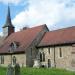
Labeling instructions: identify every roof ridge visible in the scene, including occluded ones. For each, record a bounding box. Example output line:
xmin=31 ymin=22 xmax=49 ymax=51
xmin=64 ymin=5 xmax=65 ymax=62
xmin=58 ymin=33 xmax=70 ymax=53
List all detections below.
xmin=11 ymin=24 xmax=46 ymax=34
xmin=50 ymin=25 xmax=75 ymax=32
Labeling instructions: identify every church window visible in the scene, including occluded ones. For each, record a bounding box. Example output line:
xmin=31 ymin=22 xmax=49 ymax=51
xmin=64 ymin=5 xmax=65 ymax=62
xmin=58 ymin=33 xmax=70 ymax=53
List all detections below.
xmin=1 ymin=55 xmax=4 ymax=64
xmin=40 ymin=53 xmax=42 ymax=62
xmin=59 ymin=48 xmax=62 ymax=57
xmin=40 ymin=52 xmax=45 ymax=62
xmin=48 ymin=47 xmax=51 ymax=54
xmin=42 ymin=52 xmax=45 ymax=61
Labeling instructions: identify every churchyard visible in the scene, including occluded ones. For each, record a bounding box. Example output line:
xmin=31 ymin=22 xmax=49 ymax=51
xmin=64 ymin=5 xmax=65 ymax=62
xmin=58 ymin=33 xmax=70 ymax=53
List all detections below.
xmin=0 ymin=65 xmax=75 ymax=75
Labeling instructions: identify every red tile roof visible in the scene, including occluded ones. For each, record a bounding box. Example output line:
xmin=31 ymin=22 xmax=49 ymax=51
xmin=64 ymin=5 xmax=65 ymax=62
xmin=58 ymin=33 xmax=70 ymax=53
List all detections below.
xmin=38 ymin=26 xmax=75 ymax=47
xmin=0 ymin=24 xmax=46 ymax=54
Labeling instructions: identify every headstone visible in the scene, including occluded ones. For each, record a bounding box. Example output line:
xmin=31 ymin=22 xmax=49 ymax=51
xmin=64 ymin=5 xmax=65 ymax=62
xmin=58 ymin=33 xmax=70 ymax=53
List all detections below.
xmin=6 ymin=64 xmax=14 ymax=75
xmin=14 ymin=63 xmax=20 ymax=75
xmin=33 ymin=59 xmax=41 ymax=68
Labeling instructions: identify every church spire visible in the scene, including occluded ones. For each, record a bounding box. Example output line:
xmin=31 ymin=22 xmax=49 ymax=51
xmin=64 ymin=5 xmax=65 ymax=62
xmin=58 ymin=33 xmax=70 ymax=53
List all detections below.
xmin=3 ymin=6 xmax=15 ymax=37
xmin=3 ymin=5 xmax=14 ymax=28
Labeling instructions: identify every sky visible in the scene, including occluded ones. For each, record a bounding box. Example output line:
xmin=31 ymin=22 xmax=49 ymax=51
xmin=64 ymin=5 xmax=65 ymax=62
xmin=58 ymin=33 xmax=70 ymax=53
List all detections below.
xmin=0 ymin=0 xmax=75 ymax=35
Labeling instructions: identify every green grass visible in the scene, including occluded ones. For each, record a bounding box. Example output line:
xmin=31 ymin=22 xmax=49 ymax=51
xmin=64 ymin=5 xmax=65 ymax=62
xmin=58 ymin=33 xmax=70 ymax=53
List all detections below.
xmin=0 ymin=67 xmax=6 ymax=75
xmin=21 ymin=68 xmax=75 ymax=75
xmin=0 ymin=67 xmax=75 ymax=75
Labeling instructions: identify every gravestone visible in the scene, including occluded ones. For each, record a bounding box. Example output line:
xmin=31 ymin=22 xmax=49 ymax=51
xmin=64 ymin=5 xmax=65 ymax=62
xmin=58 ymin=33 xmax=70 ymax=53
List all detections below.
xmin=14 ymin=63 xmax=20 ymax=75
xmin=6 ymin=64 xmax=14 ymax=75
xmin=33 ymin=59 xmax=41 ymax=68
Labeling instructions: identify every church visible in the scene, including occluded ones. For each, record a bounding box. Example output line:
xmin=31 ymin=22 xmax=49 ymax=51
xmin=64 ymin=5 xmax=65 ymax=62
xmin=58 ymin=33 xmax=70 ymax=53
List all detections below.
xmin=0 ymin=6 xmax=75 ymax=71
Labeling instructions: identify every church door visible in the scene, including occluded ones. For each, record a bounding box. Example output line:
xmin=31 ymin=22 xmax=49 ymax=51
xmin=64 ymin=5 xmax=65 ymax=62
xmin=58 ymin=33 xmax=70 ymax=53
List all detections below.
xmin=48 ymin=59 xmax=51 ymax=68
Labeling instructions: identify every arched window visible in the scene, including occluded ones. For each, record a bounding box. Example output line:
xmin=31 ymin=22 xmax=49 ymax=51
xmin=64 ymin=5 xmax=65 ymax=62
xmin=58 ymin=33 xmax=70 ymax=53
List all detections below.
xmin=13 ymin=56 xmax=16 ymax=65
xmin=40 ymin=52 xmax=42 ymax=62
xmin=40 ymin=52 xmax=45 ymax=62
xmin=48 ymin=47 xmax=50 ymax=54
xmin=59 ymin=48 xmax=62 ymax=57
xmin=42 ymin=52 xmax=45 ymax=61
xmin=1 ymin=55 xmax=4 ymax=64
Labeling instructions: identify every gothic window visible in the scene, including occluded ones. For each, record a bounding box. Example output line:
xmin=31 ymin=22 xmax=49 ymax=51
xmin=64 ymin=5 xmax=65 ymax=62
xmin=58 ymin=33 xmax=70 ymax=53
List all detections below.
xmin=13 ymin=56 xmax=16 ymax=65
xmin=48 ymin=47 xmax=51 ymax=54
xmin=40 ymin=52 xmax=45 ymax=62
xmin=1 ymin=55 xmax=4 ymax=64
xmin=59 ymin=48 xmax=62 ymax=57
xmin=40 ymin=53 xmax=42 ymax=62
xmin=42 ymin=52 xmax=45 ymax=61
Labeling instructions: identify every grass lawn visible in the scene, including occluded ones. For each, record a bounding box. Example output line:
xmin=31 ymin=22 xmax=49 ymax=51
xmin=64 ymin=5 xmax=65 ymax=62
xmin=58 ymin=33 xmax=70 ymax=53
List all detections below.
xmin=0 ymin=67 xmax=75 ymax=75
xmin=0 ymin=67 xmax=6 ymax=75
xmin=21 ymin=68 xmax=75 ymax=75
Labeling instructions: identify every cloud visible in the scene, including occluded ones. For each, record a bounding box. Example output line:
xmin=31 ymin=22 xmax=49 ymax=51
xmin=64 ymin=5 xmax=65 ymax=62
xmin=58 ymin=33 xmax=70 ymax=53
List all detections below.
xmin=0 ymin=0 xmax=24 ymax=5
xmin=12 ymin=0 xmax=75 ymax=31
xmin=12 ymin=11 xmax=29 ymax=31
xmin=0 ymin=32 xmax=3 ymax=36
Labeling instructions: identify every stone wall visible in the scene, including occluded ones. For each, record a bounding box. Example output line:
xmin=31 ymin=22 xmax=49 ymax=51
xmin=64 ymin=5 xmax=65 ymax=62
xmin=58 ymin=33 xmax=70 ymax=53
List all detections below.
xmin=39 ymin=47 xmax=55 ymax=67
xmin=1 ymin=55 xmax=11 ymax=67
xmin=70 ymin=46 xmax=75 ymax=70
xmin=55 ymin=46 xmax=72 ymax=70
xmin=0 ymin=54 xmax=26 ymax=67
xmin=26 ymin=25 xmax=49 ymax=67
xmin=38 ymin=45 xmax=75 ymax=70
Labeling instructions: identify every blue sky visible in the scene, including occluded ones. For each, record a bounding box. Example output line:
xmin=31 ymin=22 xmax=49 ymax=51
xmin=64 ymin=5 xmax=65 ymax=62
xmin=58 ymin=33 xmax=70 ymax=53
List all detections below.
xmin=0 ymin=0 xmax=75 ymax=35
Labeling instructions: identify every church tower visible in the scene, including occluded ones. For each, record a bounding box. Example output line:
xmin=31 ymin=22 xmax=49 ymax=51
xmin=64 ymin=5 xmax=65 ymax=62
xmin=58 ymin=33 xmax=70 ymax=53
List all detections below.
xmin=3 ymin=6 xmax=14 ymax=37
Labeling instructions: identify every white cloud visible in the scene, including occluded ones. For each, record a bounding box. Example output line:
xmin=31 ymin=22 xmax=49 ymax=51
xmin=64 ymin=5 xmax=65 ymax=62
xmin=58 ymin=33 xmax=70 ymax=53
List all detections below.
xmin=0 ymin=32 xmax=3 ymax=36
xmin=0 ymin=0 xmax=23 ymax=5
xmin=12 ymin=11 xmax=29 ymax=31
xmin=12 ymin=0 xmax=75 ymax=31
